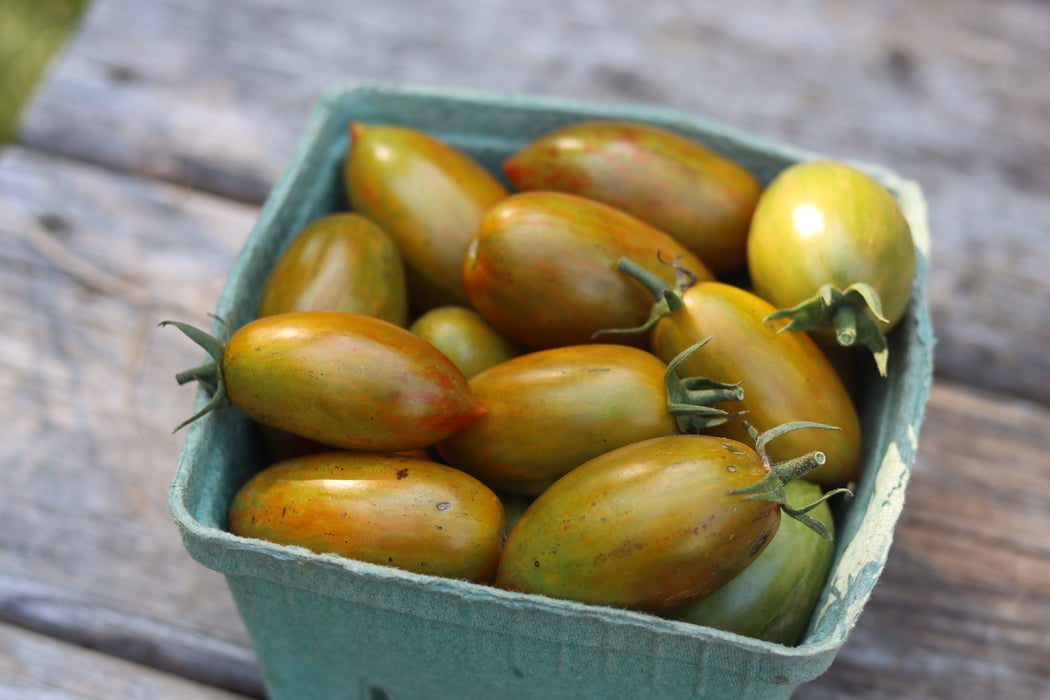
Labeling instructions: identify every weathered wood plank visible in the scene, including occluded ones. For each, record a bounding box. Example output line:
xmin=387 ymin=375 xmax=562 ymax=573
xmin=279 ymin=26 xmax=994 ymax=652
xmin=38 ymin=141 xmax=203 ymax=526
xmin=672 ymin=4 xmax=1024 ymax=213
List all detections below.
xmin=0 ymin=145 xmax=258 ymax=679
xmin=0 ymin=594 xmax=263 ymax=697
xmin=804 ymin=381 xmax=1050 ymax=699
xmin=0 ymin=622 xmax=253 ymax=699
xmin=18 ymin=0 xmax=1050 ymax=404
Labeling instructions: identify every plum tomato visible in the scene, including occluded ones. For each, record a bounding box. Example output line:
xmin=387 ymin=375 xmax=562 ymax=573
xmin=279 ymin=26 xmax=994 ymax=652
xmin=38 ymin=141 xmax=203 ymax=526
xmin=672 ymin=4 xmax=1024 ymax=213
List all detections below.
xmin=408 ymin=306 xmax=523 ymax=379
xmin=671 ymin=478 xmax=835 ymax=645
xmin=436 ymin=342 xmax=742 ymax=496
xmin=161 ymin=311 xmax=485 ymax=452
xmin=255 ymin=212 xmax=408 ymax=326
xmin=461 ymin=191 xmax=714 ymax=349
xmin=228 ymin=451 xmax=505 ymax=583
xmin=611 ymin=259 xmax=861 ymax=488
xmin=343 ymin=123 xmax=507 ymax=311
xmin=495 ymin=424 xmax=837 ymax=614
xmin=502 ymin=120 xmax=762 ymax=274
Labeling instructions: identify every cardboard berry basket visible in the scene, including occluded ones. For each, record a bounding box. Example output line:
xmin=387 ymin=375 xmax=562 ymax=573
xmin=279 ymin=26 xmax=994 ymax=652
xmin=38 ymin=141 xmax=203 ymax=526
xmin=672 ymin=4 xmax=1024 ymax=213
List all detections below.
xmin=169 ymin=82 xmax=933 ymax=700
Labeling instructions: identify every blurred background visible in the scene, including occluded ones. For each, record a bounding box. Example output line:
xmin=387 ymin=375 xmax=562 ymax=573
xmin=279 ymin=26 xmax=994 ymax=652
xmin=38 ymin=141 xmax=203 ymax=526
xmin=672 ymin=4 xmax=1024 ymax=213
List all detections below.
xmin=0 ymin=0 xmax=88 ymax=142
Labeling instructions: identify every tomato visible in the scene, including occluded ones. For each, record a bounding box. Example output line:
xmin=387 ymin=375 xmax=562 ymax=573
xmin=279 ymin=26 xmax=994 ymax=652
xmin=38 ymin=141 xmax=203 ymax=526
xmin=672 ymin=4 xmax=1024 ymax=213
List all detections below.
xmin=162 ymin=311 xmax=485 ymax=452
xmin=228 ymin=451 xmax=505 ymax=583
xmin=343 ymin=123 xmax=508 ymax=310
xmin=255 ymin=213 xmax=408 ymax=326
xmin=408 ymin=306 xmax=523 ymax=379
xmin=656 ymin=282 xmax=860 ymax=487
xmin=746 ymin=160 xmax=917 ymax=376
xmin=671 ymin=479 xmax=835 ymax=645
xmin=502 ymin=120 xmax=762 ymax=274
xmin=614 ymin=260 xmax=861 ymax=488
xmin=462 ymin=191 xmax=714 ymax=349
xmin=495 ymin=426 xmax=832 ymax=614
xmin=435 ymin=343 xmax=742 ymax=496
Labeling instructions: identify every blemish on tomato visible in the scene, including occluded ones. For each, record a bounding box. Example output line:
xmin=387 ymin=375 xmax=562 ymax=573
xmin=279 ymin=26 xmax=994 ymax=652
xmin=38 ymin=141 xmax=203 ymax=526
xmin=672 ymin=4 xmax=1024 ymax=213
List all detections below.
xmin=436 ymin=501 xmax=451 ymax=511
xmin=396 ymin=468 xmax=409 ymax=480
xmin=749 ymin=531 xmax=770 ymax=558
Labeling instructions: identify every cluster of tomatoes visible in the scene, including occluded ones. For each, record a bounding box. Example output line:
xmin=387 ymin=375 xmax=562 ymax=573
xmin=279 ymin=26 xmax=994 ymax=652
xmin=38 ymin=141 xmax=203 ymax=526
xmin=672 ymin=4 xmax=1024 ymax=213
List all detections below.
xmin=166 ymin=118 xmax=916 ymax=646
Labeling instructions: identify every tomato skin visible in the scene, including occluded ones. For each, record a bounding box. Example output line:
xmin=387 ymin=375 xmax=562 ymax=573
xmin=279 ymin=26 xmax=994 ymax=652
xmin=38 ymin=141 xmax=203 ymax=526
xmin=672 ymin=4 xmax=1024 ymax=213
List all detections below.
xmin=747 ymin=160 xmax=916 ymax=336
xmin=462 ymin=191 xmax=714 ymax=349
xmin=650 ymin=282 xmax=861 ymax=487
xmin=495 ymin=434 xmax=780 ymax=614
xmin=503 ymin=120 xmax=762 ymax=274
xmin=343 ymin=123 xmax=508 ymax=310
xmin=222 ymin=311 xmax=485 ymax=452
xmin=436 ymin=344 xmax=680 ymax=496
xmin=228 ymin=452 xmax=505 ymax=583
xmin=671 ymin=479 xmax=835 ymax=645
xmin=408 ymin=306 xmax=523 ymax=379
xmin=255 ymin=213 xmax=408 ymax=326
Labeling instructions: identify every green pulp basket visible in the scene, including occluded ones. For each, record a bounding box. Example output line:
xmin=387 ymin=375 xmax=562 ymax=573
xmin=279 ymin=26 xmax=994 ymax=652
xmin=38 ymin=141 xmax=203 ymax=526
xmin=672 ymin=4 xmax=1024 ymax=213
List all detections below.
xmin=169 ymin=82 xmax=934 ymax=700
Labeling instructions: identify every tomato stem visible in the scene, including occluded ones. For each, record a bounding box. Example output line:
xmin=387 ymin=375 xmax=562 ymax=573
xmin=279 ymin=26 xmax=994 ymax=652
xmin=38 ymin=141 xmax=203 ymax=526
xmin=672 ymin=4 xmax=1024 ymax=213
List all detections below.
xmin=175 ymin=362 xmax=218 ymax=386
xmin=663 ymin=338 xmax=746 ymax=432
xmin=159 ymin=320 xmax=232 ymax=432
xmin=834 ymin=305 xmax=857 ymax=346
xmin=729 ymin=420 xmax=851 ymax=540
xmin=591 ymin=256 xmax=694 ymax=338
xmin=765 ymin=282 xmax=892 ymax=376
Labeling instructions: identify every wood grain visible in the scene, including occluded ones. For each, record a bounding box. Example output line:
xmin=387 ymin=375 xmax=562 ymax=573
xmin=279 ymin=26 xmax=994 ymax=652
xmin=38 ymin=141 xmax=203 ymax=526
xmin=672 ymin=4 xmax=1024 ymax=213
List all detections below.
xmin=0 ymin=623 xmax=253 ymax=699
xmin=0 ymin=146 xmax=259 ymax=693
xmin=803 ymin=381 xmax=1050 ymax=699
xmin=19 ymin=0 xmax=1050 ymax=404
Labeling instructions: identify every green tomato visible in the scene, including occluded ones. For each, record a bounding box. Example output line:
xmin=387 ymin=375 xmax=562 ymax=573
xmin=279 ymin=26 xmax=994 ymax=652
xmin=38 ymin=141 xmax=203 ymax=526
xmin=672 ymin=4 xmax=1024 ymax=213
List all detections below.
xmin=436 ymin=343 xmax=742 ymax=496
xmin=746 ymin=160 xmax=916 ymax=376
xmin=671 ymin=479 xmax=835 ymax=645
xmin=409 ymin=306 xmax=522 ymax=379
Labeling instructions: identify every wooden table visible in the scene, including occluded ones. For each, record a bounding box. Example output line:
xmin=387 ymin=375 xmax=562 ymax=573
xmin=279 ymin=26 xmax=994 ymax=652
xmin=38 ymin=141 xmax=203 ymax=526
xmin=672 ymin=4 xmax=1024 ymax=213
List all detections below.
xmin=2 ymin=1 xmax=1048 ymax=697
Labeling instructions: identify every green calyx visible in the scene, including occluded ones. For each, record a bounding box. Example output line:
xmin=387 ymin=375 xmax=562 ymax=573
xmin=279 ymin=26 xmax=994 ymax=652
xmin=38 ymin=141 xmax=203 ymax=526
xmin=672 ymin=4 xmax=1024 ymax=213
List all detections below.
xmin=765 ymin=283 xmax=890 ymax=377
xmin=592 ymin=254 xmax=695 ymax=338
xmin=663 ymin=337 xmax=745 ymax=432
xmin=728 ymin=421 xmax=853 ymax=540
xmin=158 ymin=318 xmax=231 ymax=433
